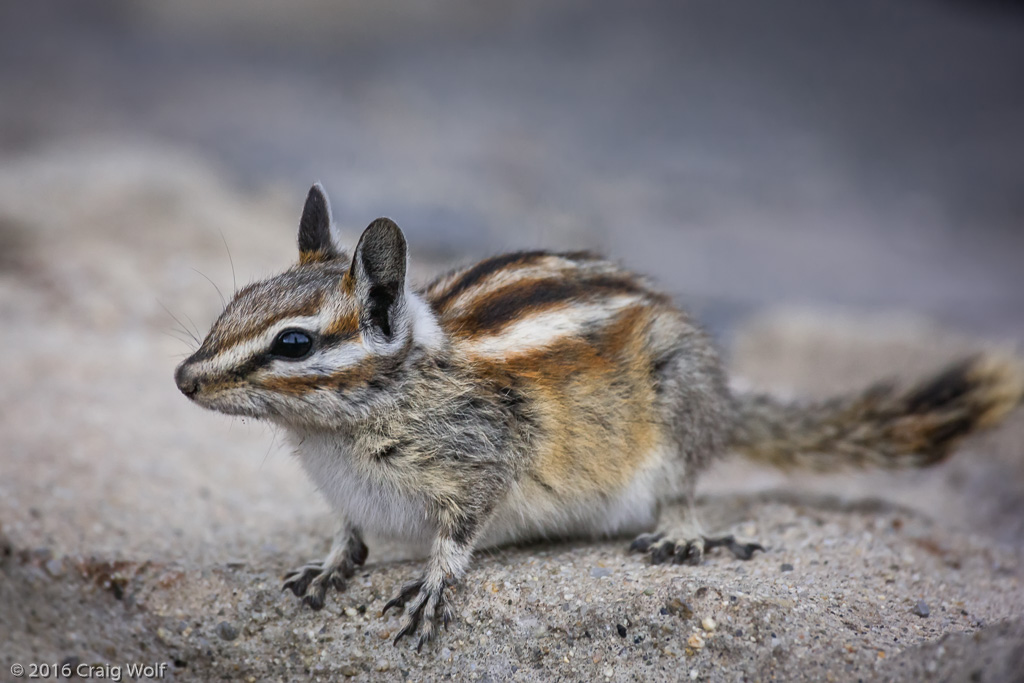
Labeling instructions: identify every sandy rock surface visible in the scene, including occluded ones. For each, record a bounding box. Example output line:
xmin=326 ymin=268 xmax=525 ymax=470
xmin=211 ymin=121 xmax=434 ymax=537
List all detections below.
xmin=1 ymin=146 xmax=1023 ymax=681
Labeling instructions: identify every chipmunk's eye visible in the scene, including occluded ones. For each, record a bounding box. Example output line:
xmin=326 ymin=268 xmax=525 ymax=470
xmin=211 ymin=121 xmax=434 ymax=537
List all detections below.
xmin=270 ymin=329 xmax=313 ymax=360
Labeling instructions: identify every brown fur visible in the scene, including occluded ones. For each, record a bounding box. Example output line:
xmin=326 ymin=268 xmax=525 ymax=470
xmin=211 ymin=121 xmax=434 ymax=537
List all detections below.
xmin=323 ymin=308 xmax=360 ymax=337
xmin=299 ymin=248 xmax=335 ymax=265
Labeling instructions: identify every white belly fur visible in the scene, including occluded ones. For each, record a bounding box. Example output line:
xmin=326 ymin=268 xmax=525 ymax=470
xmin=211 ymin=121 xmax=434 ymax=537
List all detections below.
xmin=292 ymin=432 xmax=663 ymax=549
xmin=292 ymin=432 xmax=435 ymax=542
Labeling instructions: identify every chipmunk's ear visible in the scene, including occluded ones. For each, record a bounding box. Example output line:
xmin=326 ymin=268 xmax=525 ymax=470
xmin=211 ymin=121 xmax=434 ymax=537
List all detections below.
xmin=298 ymin=183 xmax=344 ymax=264
xmin=349 ymin=218 xmax=408 ymax=342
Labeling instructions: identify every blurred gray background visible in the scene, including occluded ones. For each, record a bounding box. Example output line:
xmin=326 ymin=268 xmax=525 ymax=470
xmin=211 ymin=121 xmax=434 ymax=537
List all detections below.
xmin=4 ymin=4 xmax=1024 ymax=677
xmin=2 ymin=0 xmax=1022 ymax=339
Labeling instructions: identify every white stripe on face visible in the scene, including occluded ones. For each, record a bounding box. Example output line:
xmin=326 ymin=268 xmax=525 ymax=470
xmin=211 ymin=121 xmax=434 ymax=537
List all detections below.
xmin=191 ymin=314 xmax=328 ymax=377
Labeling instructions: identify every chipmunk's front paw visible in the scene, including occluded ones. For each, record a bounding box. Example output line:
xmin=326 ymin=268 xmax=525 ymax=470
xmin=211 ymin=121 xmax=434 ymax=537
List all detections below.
xmin=629 ymin=532 xmax=763 ymax=565
xmin=382 ymin=578 xmax=455 ymax=651
xmin=282 ymin=539 xmax=369 ymax=611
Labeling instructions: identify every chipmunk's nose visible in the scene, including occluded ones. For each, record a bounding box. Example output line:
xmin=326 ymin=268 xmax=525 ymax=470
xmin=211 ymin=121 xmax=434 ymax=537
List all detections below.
xmin=175 ymin=362 xmax=201 ymax=398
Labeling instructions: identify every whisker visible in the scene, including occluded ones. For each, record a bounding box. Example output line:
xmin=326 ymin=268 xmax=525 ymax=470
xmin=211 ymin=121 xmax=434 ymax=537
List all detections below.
xmin=162 ymin=328 xmax=198 ymax=351
xmin=219 ymin=229 xmax=237 ymax=294
xmin=182 ymin=311 xmax=204 ymax=342
xmin=261 ymin=425 xmax=281 ymax=471
xmin=192 ymin=267 xmax=227 ymax=309
xmin=158 ymin=300 xmax=200 ymax=345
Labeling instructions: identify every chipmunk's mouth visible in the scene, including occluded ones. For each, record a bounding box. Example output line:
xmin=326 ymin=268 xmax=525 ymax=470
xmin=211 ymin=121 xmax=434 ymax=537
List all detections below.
xmin=185 ymin=385 xmax=269 ymax=419
xmin=175 ymin=360 xmax=263 ymax=417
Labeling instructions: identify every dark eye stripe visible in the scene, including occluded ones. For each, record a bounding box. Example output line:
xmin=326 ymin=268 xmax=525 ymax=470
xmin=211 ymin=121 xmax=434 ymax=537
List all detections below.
xmin=320 ymin=329 xmax=359 ymax=347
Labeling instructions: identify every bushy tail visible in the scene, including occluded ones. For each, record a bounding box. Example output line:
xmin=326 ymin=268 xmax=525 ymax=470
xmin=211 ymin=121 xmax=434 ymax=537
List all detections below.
xmin=729 ymin=354 xmax=1024 ymax=471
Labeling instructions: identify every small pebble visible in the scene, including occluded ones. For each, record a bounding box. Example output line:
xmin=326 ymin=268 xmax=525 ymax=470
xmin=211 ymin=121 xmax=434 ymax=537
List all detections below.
xmin=688 ymin=633 xmax=705 ymax=649
xmin=344 ymin=607 xmax=358 ymax=617
xmin=590 ymin=567 xmax=612 ymax=579
xmin=780 ymin=563 xmax=794 ymax=572
xmin=374 ymin=659 xmax=390 ymax=672
xmin=215 ymin=621 xmax=239 ymax=641
xmin=689 ymin=669 xmax=699 ymax=680
xmin=603 ymin=667 xmax=614 ymax=678
xmin=912 ymin=600 xmax=930 ymax=618
xmin=701 ymin=617 xmax=716 ymax=632
xmin=616 ymin=623 xmax=627 ymax=638
xmin=340 ymin=664 xmax=357 ymax=677
xmin=44 ymin=558 xmax=64 ymax=577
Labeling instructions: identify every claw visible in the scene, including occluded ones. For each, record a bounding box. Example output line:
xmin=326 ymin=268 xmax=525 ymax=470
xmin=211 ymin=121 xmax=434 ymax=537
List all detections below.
xmin=732 ymin=542 xmax=764 ymax=560
xmin=281 ymin=565 xmax=321 ymax=597
xmin=629 ymin=532 xmax=664 ymax=553
xmin=703 ymin=535 xmax=764 ymax=561
xmin=682 ymin=542 xmax=702 ymax=565
xmin=392 ymin=609 xmax=422 ymax=645
xmin=670 ymin=543 xmax=693 ymax=565
xmin=281 ymin=552 xmax=361 ymax=610
xmin=382 ymin=596 xmax=404 ymax=616
xmin=651 ymin=540 xmax=677 ymax=564
xmin=384 ymin=578 xmax=454 ymax=650
xmin=382 ymin=580 xmax=424 ymax=616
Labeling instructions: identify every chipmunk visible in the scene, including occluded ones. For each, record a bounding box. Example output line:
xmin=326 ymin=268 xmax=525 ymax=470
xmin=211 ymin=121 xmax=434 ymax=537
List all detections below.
xmin=175 ymin=184 xmax=1024 ymax=650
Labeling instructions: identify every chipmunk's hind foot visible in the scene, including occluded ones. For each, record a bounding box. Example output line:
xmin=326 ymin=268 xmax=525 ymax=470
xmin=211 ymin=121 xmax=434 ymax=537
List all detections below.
xmin=282 ymin=536 xmax=368 ymax=610
xmin=703 ymin=534 xmax=764 ymax=560
xmin=630 ymin=532 xmax=703 ymax=565
xmin=630 ymin=532 xmax=763 ymax=565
